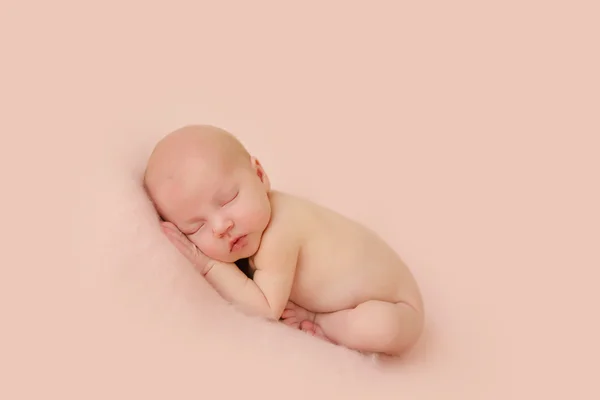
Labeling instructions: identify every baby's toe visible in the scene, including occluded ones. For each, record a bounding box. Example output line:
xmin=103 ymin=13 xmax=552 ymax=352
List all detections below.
xmin=299 ymin=320 xmax=317 ymax=335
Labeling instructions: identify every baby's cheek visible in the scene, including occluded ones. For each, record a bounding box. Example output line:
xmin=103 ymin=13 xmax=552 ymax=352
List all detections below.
xmin=190 ymin=236 xmax=210 ymax=253
xmin=253 ymin=204 xmax=271 ymax=227
xmin=196 ymin=238 xmax=225 ymax=260
xmin=247 ymin=199 xmax=267 ymax=218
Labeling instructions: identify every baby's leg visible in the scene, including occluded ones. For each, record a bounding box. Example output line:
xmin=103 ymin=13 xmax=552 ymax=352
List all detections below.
xmin=314 ymin=300 xmax=423 ymax=357
xmin=281 ymin=302 xmax=336 ymax=343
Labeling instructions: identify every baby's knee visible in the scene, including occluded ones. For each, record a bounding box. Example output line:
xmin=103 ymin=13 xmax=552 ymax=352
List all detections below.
xmin=387 ymin=302 xmax=424 ymax=355
xmin=363 ymin=301 xmax=423 ymax=356
xmin=349 ymin=301 xmax=422 ymax=354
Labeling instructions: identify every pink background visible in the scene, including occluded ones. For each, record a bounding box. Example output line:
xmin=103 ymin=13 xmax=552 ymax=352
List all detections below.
xmin=2 ymin=1 xmax=599 ymax=399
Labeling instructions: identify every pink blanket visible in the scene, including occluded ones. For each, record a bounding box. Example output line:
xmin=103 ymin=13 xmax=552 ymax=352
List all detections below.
xmin=3 ymin=1 xmax=598 ymax=399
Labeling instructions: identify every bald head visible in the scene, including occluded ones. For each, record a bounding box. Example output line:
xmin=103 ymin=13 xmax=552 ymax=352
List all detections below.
xmin=143 ymin=124 xmax=252 ymax=204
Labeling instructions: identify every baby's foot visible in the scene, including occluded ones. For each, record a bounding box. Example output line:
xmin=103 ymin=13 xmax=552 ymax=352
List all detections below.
xmin=281 ymin=301 xmax=334 ymax=344
xmin=299 ymin=320 xmax=335 ymax=344
xmin=281 ymin=301 xmax=316 ymax=329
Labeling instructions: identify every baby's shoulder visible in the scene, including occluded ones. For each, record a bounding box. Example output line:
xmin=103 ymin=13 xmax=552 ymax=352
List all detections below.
xmin=249 ymin=192 xmax=307 ymax=268
xmin=255 ymin=191 xmax=315 ymax=251
xmin=264 ymin=191 xmax=310 ymax=239
xmin=268 ymin=189 xmax=313 ymax=218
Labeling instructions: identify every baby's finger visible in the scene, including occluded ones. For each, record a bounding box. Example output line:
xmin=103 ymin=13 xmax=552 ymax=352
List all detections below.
xmin=161 ymin=223 xmax=196 ymax=260
xmin=160 ymin=221 xmax=181 ymax=235
xmin=161 ymin=222 xmax=183 ymax=244
xmin=160 ymin=222 xmax=214 ymax=273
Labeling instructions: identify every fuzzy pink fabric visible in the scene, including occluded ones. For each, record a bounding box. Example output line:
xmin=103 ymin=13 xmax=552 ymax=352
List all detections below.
xmin=3 ymin=1 xmax=599 ymax=399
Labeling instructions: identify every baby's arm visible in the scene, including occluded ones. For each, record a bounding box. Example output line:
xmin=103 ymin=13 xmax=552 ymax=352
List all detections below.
xmin=246 ymin=230 xmax=300 ymax=320
xmin=204 ymin=236 xmax=298 ymax=320
xmin=202 ymin=261 xmax=272 ymax=317
xmin=161 ymin=221 xmax=298 ymax=320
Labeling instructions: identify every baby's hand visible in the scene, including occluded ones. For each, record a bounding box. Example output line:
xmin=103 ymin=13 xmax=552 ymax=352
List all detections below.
xmin=160 ymin=221 xmax=216 ymax=276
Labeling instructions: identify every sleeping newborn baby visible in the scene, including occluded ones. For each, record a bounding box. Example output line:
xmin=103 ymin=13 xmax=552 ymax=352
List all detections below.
xmin=143 ymin=125 xmax=424 ymax=357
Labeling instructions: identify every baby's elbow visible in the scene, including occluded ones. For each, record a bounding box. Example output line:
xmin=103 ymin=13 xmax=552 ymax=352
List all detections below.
xmin=266 ymin=305 xmax=284 ymax=321
xmin=254 ymin=308 xmax=280 ymax=322
xmin=266 ymin=312 xmax=280 ymax=322
xmin=256 ymin=299 xmax=282 ymax=321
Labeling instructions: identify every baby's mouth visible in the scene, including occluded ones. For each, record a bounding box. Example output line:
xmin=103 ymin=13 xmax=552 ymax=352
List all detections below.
xmin=230 ymin=235 xmax=247 ymax=251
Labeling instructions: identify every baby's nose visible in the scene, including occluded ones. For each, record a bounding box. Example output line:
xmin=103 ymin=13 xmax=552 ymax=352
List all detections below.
xmin=213 ymin=220 xmax=233 ymax=237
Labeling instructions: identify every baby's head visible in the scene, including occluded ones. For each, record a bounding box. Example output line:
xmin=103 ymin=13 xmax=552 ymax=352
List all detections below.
xmin=144 ymin=125 xmax=272 ymax=263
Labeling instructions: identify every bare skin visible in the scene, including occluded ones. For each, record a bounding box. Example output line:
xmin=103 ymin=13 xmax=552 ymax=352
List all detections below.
xmin=144 ymin=125 xmax=424 ymax=357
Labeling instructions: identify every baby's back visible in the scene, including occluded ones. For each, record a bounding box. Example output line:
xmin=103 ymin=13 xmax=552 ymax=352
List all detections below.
xmin=270 ymin=192 xmax=423 ymax=314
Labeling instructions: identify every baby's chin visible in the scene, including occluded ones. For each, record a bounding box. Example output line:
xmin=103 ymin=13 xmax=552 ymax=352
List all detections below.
xmin=211 ymin=245 xmax=258 ymax=264
xmin=214 ymin=253 xmax=253 ymax=264
xmin=227 ymin=245 xmax=259 ymax=262
xmin=227 ymin=241 xmax=258 ymax=262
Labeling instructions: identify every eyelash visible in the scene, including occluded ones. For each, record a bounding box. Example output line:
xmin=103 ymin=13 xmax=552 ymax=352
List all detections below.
xmin=224 ymin=191 xmax=238 ymax=205
xmin=187 ymin=224 xmax=203 ymax=235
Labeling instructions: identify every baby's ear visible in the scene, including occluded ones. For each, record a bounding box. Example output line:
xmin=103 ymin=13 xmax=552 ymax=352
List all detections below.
xmin=250 ymin=156 xmax=271 ymax=191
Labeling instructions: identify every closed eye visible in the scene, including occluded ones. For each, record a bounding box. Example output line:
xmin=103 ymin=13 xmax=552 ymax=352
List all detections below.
xmin=224 ymin=191 xmax=238 ymax=205
xmin=187 ymin=223 xmax=205 ymax=235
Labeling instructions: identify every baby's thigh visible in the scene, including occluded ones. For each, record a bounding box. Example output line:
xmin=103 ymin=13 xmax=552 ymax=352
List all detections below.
xmin=350 ymin=301 xmax=408 ymax=331
xmin=348 ymin=300 xmax=423 ymax=354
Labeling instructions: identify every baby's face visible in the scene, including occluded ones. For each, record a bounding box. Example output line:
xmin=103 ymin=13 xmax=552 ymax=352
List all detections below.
xmin=155 ymin=154 xmax=272 ymax=263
